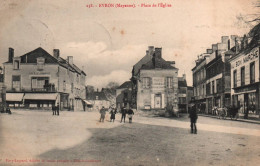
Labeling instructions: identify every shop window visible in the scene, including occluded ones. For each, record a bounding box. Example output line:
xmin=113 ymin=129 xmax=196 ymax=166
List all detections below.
xmin=12 ymin=75 xmax=21 ymax=91
xmin=250 ymin=62 xmax=255 ymax=84
xmin=142 ymin=77 xmax=150 ymax=88
xmin=233 ymin=70 xmax=237 ymax=88
xmin=241 ymin=66 xmax=245 ymax=86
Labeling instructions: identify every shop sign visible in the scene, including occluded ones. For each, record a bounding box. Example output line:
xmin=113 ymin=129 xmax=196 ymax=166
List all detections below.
xmin=152 ymin=77 xmax=165 ymax=89
xmin=231 ymin=47 xmax=259 ymax=69
xmin=29 ymin=71 xmax=50 ymax=75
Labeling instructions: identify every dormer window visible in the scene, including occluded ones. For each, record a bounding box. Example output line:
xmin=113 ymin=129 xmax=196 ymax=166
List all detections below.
xmin=13 ymin=57 xmax=21 ymax=70
xmin=37 ymin=57 xmax=45 ymax=71
xmin=14 ymin=60 xmax=20 ymax=69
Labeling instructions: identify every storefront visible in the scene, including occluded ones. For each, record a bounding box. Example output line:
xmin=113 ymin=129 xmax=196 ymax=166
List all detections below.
xmin=230 ymin=46 xmax=260 ymax=118
xmin=232 ymin=83 xmax=259 ymax=118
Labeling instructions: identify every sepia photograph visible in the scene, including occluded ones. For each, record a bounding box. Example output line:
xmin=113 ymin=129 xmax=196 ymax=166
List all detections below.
xmin=0 ymin=0 xmax=259 ymax=165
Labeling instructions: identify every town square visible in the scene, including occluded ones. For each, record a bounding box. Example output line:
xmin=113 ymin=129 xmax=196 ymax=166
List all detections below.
xmin=0 ymin=0 xmax=260 ymax=165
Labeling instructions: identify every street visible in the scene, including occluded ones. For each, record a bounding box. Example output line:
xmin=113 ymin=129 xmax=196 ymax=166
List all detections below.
xmin=0 ymin=110 xmax=259 ymax=166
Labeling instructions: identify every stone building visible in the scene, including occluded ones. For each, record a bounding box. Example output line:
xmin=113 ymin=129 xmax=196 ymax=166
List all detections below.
xmin=0 ymin=66 xmax=6 ymax=112
xmin=178 ymin=74 xmax=193 ymax=113
xmin=132 ymin=46 xmax=179 ymax=111
xmin=3 ymin=47 xmax=86 ymax=111
xmin=86 ymin=91 xmax=110 ymax=110
xmin=229 ymin=24 xmax=260 ymax=118
xmin=116 ymin=81 xmax=132 ymax=109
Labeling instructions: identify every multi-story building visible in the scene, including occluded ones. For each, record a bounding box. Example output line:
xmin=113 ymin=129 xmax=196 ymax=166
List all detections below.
xmin=116 ymin=81 xmax=132 ymax=109
xmin=3 ymin=47 xmax=86 ymax=111
xmin=230 ymin=24 xmax=260 ymax=119
xmin=0 ymin=66 xmax=6 ymax=112
xmin=178 ymin=74 xmax=193 ymax=113
xmin=132 ymin=47 xmax=179 ymax=111
xmin=192 ymin=53 xmax=209 ymax=113
xmin=205 ymin=36 xmax=236 ymax=114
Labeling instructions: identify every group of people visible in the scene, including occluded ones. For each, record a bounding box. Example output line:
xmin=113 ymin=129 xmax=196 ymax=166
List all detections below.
xmin=99 ymin=106 xmax=134 ymax=123
xmin=52 ymin=103 xmax=60 ymax=116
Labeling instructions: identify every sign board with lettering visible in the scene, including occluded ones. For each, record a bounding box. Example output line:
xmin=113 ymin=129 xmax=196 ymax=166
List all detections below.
xmin=152 ymin=77 xmax=165 ymax=90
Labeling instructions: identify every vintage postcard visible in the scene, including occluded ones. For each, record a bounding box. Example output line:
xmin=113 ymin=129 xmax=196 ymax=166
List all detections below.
xmin=0 ymin=0 xmax=259 ymax=165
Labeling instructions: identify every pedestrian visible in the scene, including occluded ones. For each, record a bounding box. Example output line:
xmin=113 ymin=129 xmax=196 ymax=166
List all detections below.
xmin=127 ymin=108 xmax=134 ymax=123
xmin=56 ymin=103 xmax=60 ymax=116
xmin=120 ymin=107 xmax=127 ymax=123
xmin=52 ymin=104 xmax=56 ymax=115
xmin=99 ymin=106 xmax=106 ymax=122
xmin=110 ymin=107 xmax=117 ymax=122
xmin=6 ymin=107 xmax=12 ymax=114
xmin=189 ymin=102 xmax=198 ymax=134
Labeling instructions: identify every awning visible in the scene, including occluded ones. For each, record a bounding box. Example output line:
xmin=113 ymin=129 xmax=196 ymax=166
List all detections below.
xmin=83 ymin=100 xmax=93 ymax=105
xmin=6 ymin=93 xmax=24 ymax=102
xmin=24 ymin=93 xmax=58 ymax=100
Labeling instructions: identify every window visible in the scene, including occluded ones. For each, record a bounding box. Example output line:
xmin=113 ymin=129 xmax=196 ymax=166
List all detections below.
xmin=212 ymin=81 xmax=215 ymax=94
xmin=166 ymin=77 xmax=173 ymax=88
xmin=14 ymin=60 xmax=19 ymax=69
xmin=31 ymin=77 xmax=49 ymax=90
xmin=206 ymin=83 xmax=210 ymax=95
xmin=142 ymin=77 xmax=150 ymax=88
xmin=37 ymin=57 xmax=45 ymax=71
xmin=250 ymin=62 xmax=255 ymax=84
xmin=216 ymin=79 xmax=221 ymax=93
xmin=63 ymin=80 xmax=66 ymax=91
xmin=241 ymin=67 xmax=245 ymax=86
xmin=12 ymin=75 xmax=21 ymax=91
xmin=233 ymin=70 xmax=237 ymax=88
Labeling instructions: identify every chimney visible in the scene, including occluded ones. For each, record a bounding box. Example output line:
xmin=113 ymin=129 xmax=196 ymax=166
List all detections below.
xmin=67 ymin=56 xmax=73 ymax=65
xmin=168 ymin=61 xmax=175 ymax=68
xmin=146 ymin=50 xmax=149 ymax=56
xmin=183 ymin=74 xmax=186 ymax=80
xmin=53 ymin=49 xmax=60 ymax=59
xmin=152 ymin=54 xmax=156 ymax=68
xmin=148 ymin=46 xmax=154 ymax=55
xmin=9 ymin=48 xmax=14 ymax=62
xmin=154 ymin=47 xmax=162 ymax=58
xmin=206 ymin=49 xmax=213 ymax=54
xmin=212 ymin=44 xmax=218 ymax=52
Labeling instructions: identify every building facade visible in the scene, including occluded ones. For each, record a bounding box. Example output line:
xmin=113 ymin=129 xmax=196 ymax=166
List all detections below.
xmin=0 ymin=67 xmax=6 ymax=112
xmin=3 ymin=47 xmax=86 ymax=111
xmin=86 ymin=91 xmax=110 ymax=110
xmin=230 ymin=46 xmax=260 ymax=118
xmin=132 ymin=47 xmax=179 ymax=111
xmin=178 ymin=74 xmax=193 ymax=113
xmin=116 ymin=81 xmax=132 ymax=110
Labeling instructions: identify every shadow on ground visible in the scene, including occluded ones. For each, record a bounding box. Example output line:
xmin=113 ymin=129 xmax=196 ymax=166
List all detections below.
xmin=33 ymin=122 xmax=259 ymax=166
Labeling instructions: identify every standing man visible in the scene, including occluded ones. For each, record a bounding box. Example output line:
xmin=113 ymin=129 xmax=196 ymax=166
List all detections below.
xmin=56 ymin=102 xmax=60 ymax=116
xmin=120 ymin=107 xmax=127 ymax=123
xmin=189 ymin=100 xmax=198 ymax=134
xmin=127 ymin=108 xmax=134 ymax=123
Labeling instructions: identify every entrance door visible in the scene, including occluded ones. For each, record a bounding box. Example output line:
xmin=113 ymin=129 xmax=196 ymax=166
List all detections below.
xmin=154 ymin=94 xmax=161 ymax=108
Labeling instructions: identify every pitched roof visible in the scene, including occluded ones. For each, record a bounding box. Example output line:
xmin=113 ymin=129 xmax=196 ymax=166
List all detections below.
xmin=86 ymin=92 xmax=108 ymax=101
xmin=117 ymin=81 xmax=132 ymax=89
xmin=4 ymin=47 xmax=86 ymax=76
xmin=140 ymin=57 xmax=177 ymax=70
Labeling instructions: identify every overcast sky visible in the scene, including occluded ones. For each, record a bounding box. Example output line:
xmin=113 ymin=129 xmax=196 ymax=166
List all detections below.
xmin=0 ymin=0 xmax=258 ymax=88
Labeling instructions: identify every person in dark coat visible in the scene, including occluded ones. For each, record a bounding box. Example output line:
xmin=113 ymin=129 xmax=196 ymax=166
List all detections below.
xmin=110 ymin=107 xmax=117 ymax=122
xmin=52 ymin=104 xmax=56 ymax=115
xmin=120 ymin=107 xmax=127 ymax=123
xmin=56 ymin=103 xmax=60 ymax=116
xmin=6 ymin=107 xmax=12 ymax=114
xmin=127 ymin=108 xmax=134 ymax=123
xmin=189 ymin=103 xmax=198 ymax=134
xmin=100 ymin=106 xmax=106 ymax=122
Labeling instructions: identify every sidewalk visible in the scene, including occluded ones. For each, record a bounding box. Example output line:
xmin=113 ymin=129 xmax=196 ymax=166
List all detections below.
xmin=198 ymin=113 xmax=260 ymax=124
